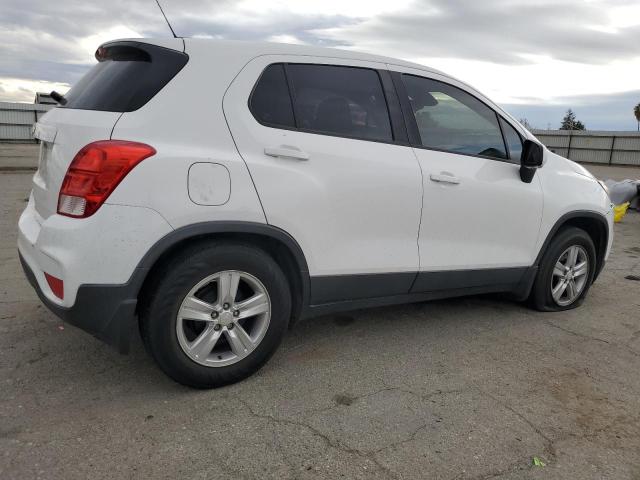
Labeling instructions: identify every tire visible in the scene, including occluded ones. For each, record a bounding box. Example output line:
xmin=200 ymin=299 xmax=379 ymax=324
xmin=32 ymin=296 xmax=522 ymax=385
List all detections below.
xmin=141 ymin=242 xmax=291 ymax=388
xmin=529 ymin=227 xmax=597 ymax=312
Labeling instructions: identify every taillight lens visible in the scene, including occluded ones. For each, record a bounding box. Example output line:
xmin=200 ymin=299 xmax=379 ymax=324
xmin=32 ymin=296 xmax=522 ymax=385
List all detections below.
xmin=57 ymin=140 xmax=156 ymax=218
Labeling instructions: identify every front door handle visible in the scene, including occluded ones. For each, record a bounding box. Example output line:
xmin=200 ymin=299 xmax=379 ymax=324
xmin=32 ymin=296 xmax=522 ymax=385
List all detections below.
xmin=430 ymin=173 xmax=461 ymax=184
xmin=264 ymin=145 xmax=309 ymax=161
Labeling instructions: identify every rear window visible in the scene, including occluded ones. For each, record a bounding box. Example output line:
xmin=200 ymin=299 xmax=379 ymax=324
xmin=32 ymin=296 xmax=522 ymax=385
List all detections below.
xmin=61 ymin=42 xmax=188 ymax=112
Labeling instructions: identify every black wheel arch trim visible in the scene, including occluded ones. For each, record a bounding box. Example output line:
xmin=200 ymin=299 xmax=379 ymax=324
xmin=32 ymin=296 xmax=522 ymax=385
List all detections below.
xmin=136 ymin=221 xmax=309 ymax=273
xmin=534 ymin=210 xmax=609 ymax=280
xmin=133 ymin=221 xmax=311 ymax=308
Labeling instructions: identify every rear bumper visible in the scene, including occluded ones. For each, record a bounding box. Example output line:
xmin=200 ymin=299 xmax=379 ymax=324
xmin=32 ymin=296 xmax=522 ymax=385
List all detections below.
xmin=20 ymin=252 xmax=138 ymax=353
xmin=17 ymin=196 xmax=172 ymax=352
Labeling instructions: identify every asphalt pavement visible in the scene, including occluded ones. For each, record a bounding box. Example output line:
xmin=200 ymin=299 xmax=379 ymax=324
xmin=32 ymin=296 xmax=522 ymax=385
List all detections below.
xmin=1 ymin=154 xmax=640 ymax=479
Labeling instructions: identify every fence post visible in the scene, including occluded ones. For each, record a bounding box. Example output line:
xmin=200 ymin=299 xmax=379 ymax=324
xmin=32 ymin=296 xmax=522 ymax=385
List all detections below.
xmin=33 ymin=108 xmax=38 ymax=142
xmin=609 ymin=135 xmax=616 ymax=165
xmin=567 ymin=132 xmax=573 ymax=160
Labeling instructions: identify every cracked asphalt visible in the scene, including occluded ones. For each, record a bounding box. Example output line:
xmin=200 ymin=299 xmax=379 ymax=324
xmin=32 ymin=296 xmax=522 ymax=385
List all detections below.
xmin=1 ymin=165 xmax=640 ymax=480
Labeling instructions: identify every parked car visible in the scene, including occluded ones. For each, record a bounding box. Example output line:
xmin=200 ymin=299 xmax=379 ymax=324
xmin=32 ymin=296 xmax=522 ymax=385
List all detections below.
xmin=18 ymin=39 xmax=614 ymax=388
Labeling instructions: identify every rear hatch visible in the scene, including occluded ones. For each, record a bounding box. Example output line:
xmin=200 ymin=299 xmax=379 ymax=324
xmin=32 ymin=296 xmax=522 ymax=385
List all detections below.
xmin=32 ymin=39 xmax=188 ymax=220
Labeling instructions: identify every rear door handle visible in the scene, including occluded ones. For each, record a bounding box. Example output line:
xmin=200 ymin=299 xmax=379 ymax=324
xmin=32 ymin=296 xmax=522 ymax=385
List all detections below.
xmin=429 ymin=173 xmax=461 ymax=184
xmin=264 ymin=145 xmax=309 ymax=161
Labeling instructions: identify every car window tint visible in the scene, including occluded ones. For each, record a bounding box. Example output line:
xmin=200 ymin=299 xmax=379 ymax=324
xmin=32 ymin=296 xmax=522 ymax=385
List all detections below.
xmin=402 ymin=74 xmax=507 ymax=160
xmin=499 ymin=118 xmax=523 ymax=164
xmin=250 ymin=63 xmax=295 ymax=128
xmin=286 ymin=64 xmax=393 ymax=142
xmin=62 ymin=43 xmax=188 ymax=112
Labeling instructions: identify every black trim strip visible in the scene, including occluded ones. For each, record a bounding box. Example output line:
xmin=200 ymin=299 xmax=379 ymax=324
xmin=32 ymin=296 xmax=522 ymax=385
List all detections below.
xmin=390 ymin=71 xmax=422 ymax=145
xmin=310 ymin=272 xmax=416 ymax=304
xmin=304 ymin=268 xmax=538 ymax=319
xmin=411 ymin=267 xmax=528 ymax=293
xmin=378 ymin=69 xmax=409 ymax=145
xmin=307 ymin=266 xmax=532 ymax=310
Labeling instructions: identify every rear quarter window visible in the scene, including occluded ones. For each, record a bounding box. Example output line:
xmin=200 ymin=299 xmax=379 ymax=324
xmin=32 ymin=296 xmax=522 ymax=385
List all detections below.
xmin=61 ymin=42 xmax=188 ymax=112
xmin=249 ymin=63 xmax=295 ymax=128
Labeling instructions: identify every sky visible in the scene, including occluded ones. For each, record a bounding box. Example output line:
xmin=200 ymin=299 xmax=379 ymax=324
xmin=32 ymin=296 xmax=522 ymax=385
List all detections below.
xmin=1 ymin=0 xmax=639 ymax=130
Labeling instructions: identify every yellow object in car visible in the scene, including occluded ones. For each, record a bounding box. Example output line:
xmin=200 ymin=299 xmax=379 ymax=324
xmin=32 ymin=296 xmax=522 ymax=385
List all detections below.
xmin=613 ymin=202 xmax=630 ymax=223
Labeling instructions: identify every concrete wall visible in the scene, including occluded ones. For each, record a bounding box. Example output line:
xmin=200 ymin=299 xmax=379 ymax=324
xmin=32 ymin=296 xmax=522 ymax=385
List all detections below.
xmin=0 ymin=102 xmax=53 ymax=142
xmin=532 ymin=129 xmax=640 ymax=166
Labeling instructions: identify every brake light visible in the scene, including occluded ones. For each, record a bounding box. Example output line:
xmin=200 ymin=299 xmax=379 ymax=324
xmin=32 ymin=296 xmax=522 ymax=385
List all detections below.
xmin=57 ymin=140 xmax=156 ymax=218
xmin=44 ymin=273 xmax=64 ymax=299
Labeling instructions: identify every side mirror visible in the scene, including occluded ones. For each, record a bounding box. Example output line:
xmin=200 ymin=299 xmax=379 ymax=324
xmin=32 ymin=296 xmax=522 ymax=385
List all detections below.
xmin=520 ymin=140 xmax=543 ymax=183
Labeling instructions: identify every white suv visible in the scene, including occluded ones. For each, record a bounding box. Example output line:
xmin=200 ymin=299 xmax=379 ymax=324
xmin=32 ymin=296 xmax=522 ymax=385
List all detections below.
xmin=18 ymin=39 xmax=613 ymax=387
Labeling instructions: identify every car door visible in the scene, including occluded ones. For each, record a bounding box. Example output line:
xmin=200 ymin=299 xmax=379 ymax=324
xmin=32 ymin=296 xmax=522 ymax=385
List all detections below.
xmin=388 ymin=66 xmax=543 ymax=293
xmin=224 ymin=56 xmax=423 ymax=304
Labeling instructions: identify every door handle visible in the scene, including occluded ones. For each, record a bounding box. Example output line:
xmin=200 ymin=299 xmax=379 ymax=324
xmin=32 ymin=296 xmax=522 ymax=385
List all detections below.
xmin=264 ymin=145 xmax=309 ymax=161
xmin=429 ymin=173 xmax=460 ymax=184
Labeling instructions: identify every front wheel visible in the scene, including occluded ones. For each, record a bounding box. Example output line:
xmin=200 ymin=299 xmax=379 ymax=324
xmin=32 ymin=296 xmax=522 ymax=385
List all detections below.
xmin=529 ymin=227 xmax=597 ymax=311
xmin=141 ymin=243 xmax=291 ymax=388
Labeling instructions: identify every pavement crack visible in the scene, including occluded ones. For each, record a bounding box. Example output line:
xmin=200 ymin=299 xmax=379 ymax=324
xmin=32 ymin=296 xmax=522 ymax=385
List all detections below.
xmin=544 ymin=320 xmax=610 ymax=344
xmin=371 ymin=423 xmax=429 ymax=454
xmin=473 ymin=386 xmax=556 ymax=461
xmin=463 ymin=456 xmax=533 ymax=480
xmin=236 ymin=397 xmax=400 ymax=479
xmin=544 ymin=320 xmax=640 ymax=359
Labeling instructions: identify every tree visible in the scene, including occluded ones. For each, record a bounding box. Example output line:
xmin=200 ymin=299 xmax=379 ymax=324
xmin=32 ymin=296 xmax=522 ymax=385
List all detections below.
xmin=518 ymin=118 xmax=534 ymax=130
xmin=634 ymin=103 xmax=640 ymax=132
xmin=560 ymin=109 xmax=586 ymax=130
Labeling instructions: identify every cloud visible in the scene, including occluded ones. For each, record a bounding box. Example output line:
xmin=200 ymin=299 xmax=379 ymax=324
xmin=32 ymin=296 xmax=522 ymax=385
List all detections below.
xmin=0 ymin=0 xmax=354 ymax=88
xmin=0 ymin=77 xmax=71 ymax=102
xmin=314 ymin=0 xmax=640 ymax=65
xmin=502 ymin=90 xmax=640 ymax=130
xmin=0 ymin=0 xmax=638 ymax=131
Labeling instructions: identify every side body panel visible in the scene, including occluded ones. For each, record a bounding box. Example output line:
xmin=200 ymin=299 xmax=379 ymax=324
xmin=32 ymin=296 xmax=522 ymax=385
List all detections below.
xmin=107 ymin=40 xmax=265 ymax=229
xmin=535 ymin=153 xmax=614 ymax=259
xmin=223 ymin=55 xmax=423 ymax=278
xmin=389 ymin=65 xmax=545 ymax=274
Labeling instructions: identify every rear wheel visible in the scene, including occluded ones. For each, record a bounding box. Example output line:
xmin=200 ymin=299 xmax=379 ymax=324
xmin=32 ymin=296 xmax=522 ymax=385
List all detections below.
xmin=530 ymin=227 xmax=596 ymax=311
xmin=141 ymin=243 xmax=291 ymax=388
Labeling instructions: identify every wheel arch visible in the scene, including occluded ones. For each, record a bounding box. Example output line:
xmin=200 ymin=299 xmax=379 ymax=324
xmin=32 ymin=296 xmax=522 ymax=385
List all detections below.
xmin=535 ymin=211 xmax=609 ymax=281
xmin=134 ymin=222 xmax=310 ymax=326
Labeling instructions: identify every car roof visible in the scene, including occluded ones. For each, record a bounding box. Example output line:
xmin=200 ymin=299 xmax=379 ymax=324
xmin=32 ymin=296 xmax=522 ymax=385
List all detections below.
xmin=110 ymin=37 xmax=450 ymax=78
xmin=103 ymin=37 xmax=532 ymax=140
xmin=192 ymin=38 xmax=446 ymax=73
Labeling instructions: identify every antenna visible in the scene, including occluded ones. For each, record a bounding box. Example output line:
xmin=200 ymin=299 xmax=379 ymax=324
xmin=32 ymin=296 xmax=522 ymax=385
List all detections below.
xmin=154 ymin=0 xmax=178 ymax=38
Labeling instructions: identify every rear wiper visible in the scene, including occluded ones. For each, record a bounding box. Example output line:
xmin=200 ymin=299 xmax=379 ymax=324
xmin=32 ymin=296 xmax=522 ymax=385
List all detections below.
xmin=50 ymin=90 xmax=67 ymax=106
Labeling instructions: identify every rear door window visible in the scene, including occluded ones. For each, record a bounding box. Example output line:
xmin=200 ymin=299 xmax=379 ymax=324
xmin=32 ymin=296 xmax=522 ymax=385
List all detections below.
xmin=286 ymin=64 xmax=393 ymax=142
xmin=61 ymin=42 xmax=188 ymax=112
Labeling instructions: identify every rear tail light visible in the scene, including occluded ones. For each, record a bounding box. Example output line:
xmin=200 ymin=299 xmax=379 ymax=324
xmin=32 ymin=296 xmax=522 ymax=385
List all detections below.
xmin=44 ymin=273 xmax=64 ymax=299
xmin=57 ymin=140 xmax=156 ymax=218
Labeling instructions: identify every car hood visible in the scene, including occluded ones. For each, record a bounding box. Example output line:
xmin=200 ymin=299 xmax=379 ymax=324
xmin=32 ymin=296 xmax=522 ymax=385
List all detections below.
xmin=557 ymin=154 xmax=597 ymax=180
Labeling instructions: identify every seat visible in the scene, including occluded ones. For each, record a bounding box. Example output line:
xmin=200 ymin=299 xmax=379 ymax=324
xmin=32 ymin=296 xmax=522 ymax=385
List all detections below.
xmin=314 ymin=96 xmax=352 ymax=135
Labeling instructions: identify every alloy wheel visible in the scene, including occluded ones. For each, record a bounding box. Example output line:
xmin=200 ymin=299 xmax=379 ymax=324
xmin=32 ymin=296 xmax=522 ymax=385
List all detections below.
xmin=176 ymin=270 xmax=271 ymax=367
xmin=550 ymin=245 xmax=589 ymax=307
